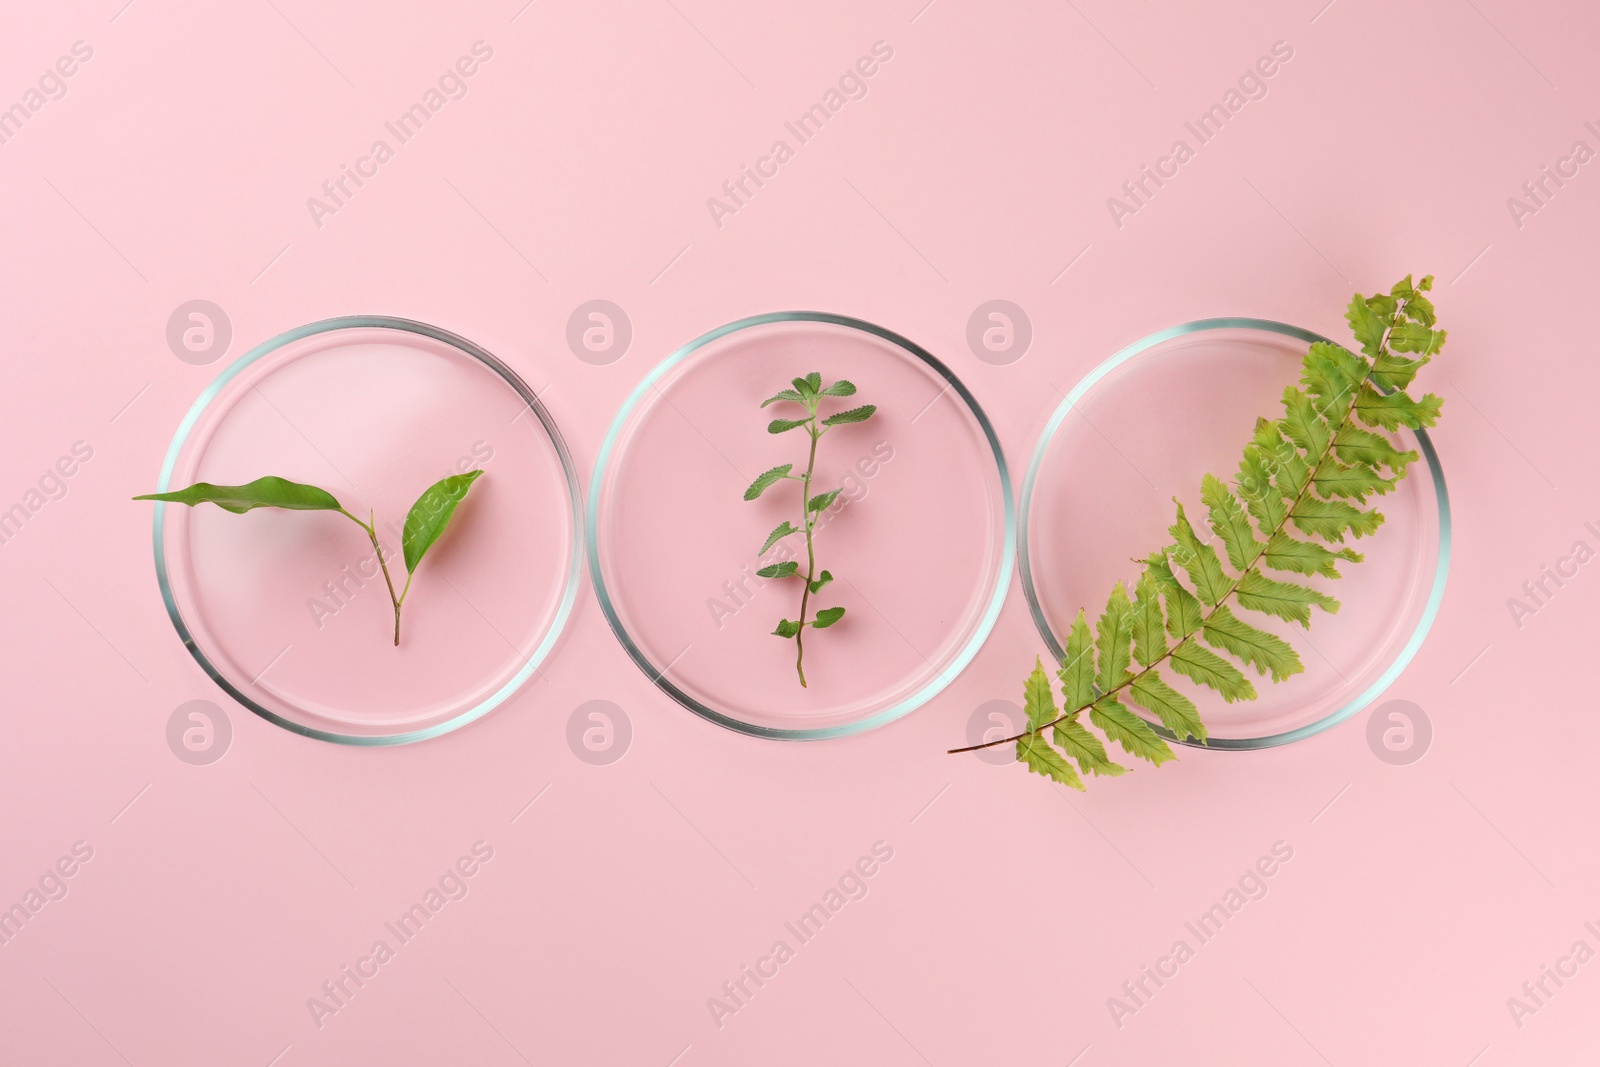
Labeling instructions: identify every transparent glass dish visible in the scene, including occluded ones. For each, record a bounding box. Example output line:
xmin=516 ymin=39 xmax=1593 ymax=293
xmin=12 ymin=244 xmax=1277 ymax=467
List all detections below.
xmin=1019 ymin=318 xmax=1450 ymax=749
xmin=589 ymin=312 xmax=1014 ymax=739
xmin=149 ymin=317 xmax=581 ymax=745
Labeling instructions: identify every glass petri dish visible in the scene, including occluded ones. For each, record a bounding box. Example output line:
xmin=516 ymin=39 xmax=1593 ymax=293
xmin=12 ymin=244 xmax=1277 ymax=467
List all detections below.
xmin=1020 ymin=318 xmax=1450 ymax=749
xmin=150 ymin=317 xmax=581 ymax=745
xmin=589 ymin=312 xmax=1013 ymax=740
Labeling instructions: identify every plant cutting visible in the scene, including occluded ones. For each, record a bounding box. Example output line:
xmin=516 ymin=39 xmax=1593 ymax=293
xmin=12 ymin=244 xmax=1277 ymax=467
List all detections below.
xmin=950 ymin=275 xmax=1448 ymax=787
xmin=743 ymin=372 xmax=876 ymax=687
xmin=135 ymin=471 xmax=484 ymax=646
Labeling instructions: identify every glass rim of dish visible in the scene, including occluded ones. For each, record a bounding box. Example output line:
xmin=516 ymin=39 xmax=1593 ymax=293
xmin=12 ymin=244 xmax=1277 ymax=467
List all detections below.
xmin=148 ymin=315 xmax=584 ymax=746
xmin=1017 ymin=316 xmax=1452 ymax=751
xmin=587 ymin=310 xmax=1016 ymax=740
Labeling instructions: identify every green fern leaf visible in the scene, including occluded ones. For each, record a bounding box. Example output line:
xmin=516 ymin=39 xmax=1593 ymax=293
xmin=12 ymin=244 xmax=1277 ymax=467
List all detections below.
xmin=1334 ymin=423 xmax=1418 ymax=474
xmin=1311 ymin=459 xmax=1396 ymax=503
xmin=1290 ymin=498 xmax=1385 ymax=542
xmin=1023 ymin=656 xmax=1057 ymax=731
xmin=1354 ymin=384 xmax=1444 ymax=431
xmin=1130 ymin=572 xmax=1168 ymax=667
xmin=1170 ymin=637 xmax=1258 ymax=702
xmin=1090 ymin=698 xmax=1175 ymax=765
xmin=1281 ymin=388 xmax=1332 ymax=457
xmin=1202 ymin=474 xmax=1264 ymax=571
xmin=1263 ymin=530 xmax=1362 ymax=578
xmin=1169 ymin=503 xmax=1231 ymax=605
xmin=1129 ymin=671 xmax=1207 ymax=742
xmin=982 ymin=275 xmax=1449 ymax=792
xmin=1059 ymin=609 xmax=1096 ymax=709
xmin=1145 ymin=554 xmax=1204 ymax=639
xmin=1202 ymin=604 xmax=1304 ymax=683
xmin=1369 ymin=352 xmax=1427 ymax=393
xmin=1054 ymin=718 xmax=1128 ymax=777
xmin=1235 ymin=571 xmax=1340 ymax=628
xmin=1018 ymin=732 xmax=1084 ymax=789
xmin=1094 ymin=583 xmax=1135 ymax=691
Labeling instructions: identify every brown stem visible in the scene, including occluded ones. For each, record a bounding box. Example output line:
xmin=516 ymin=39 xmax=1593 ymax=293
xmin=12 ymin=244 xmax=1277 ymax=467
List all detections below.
xmin=948 ymin=302 xmax=1405 ymax=755
xmin=793 ymin=415 xmax=821 ymax=687
xmin=340 ymin=508 xmax=405 ymax=647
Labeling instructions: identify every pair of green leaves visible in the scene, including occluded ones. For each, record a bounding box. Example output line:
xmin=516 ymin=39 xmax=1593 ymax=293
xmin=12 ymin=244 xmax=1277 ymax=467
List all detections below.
xmin=1000 ymin=275 xmax=1448 ymax=788
xmin=135 ymin=470 xmax=484 ymax=644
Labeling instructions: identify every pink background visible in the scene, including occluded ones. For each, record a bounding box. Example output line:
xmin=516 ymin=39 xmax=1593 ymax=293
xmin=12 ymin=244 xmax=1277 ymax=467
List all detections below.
xmin=2 ymin=0 xmax=1597 ymax=1064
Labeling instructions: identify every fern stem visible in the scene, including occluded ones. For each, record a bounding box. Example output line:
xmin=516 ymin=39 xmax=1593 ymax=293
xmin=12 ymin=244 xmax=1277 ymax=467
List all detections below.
xmin=949 ymin=300 xmax=1411 ymax=755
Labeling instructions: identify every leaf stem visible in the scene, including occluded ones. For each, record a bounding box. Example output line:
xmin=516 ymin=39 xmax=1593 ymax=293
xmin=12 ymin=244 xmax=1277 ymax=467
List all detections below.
xmin=948 ymin=300 xmax=1410 ymax=755
xmin=339 ymin=507 xmax=407 ymax=646
xmin=793 ymin=409 xmax=822 ymax=687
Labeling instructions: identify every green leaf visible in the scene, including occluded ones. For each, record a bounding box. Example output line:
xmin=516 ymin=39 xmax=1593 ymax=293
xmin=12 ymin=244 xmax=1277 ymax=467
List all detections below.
xmin=1290 ymin=498 xmax=1384 ymax=542
xmin=1389 ymin=322 xmax=1446 ymax=356
xmin=821 ymin=380 xmax=857 ymax=397
xmin=1130 ymin=572 xmax=1168 ymax=668
xmin=767 ymin=417 xmax=810 ymax=434
xmin=773 ymin=619 xmax=801 ymax=638
xmin=743 ymin=464 xmax=793 ymax=500
xmin=791 ymin=374 xmax=820 ymax=398
xmin=1053 ymin=719 xmax=1127 ymax=778
xmin=1090 ymin=698 xmax=1175 ymax=766
xmin=1235 ymin=571 xmax=1340 ymax=628
xmin=1145 ymin=554 xmax=1204 ymax=639
xmin=134 ymin=476 xmax=342 ymax=515
xmin=756 ymin=561 xmax=800 ymax=579
xmin=1311 ymin=459 xmax=1396 ymax=503
xmin=1169 ymin=502 xmax=1231 ymax=605
xmin=1094 ymin=582 xmax=1135 ymax=692
xmin=1354 ymin=384 xmax=1443 ymax=431
xmin=1129 ymin=671 xmax=1207 ymax=743
xmin=760 ymin=521 xmax=799 ymax=554
xmin=1281 ymin=388 xmax=1331 ymax=457
xmin=402 ymin=470 xmax=484 ymax=574
xmin=1202 ymin=603 xmax=1304 ymax=683
xmin=807 ymin=489 xmax=842 ymax=513
xmin=808 ymin=570 xmax=833 ymax=594
xmin=1170 ymin=637 xmax=1257 ymax=703
xmin=1345 ymin=292 xmax=1389 ymax=358
xmin=1202 ymin=474 xmax=1263 ymax=572
xmin=812 ymin=606 xmax=845 ymax=628
xmin=1369 ymin=352 xmax=1426 ymax=393
xmin=1237 ymin=446 xmax=1288 ymax=531
xmin=761 ymin=389 xmax=804 ymax=408
xmin=1263 ymin=531 xmax=1362 ymax=579
xmin=822 ymin=404 xmax=877 ymax=427
xmin=1018 ymin=732 xmax=1084 ymax=790
xmin=1024 ymin=657 xmax=1057 ymax=731
xmin=1334 ymin=424 xmax=1417 ymax=474
xmin=1058 ymin=610 xmax=1096 ymax=709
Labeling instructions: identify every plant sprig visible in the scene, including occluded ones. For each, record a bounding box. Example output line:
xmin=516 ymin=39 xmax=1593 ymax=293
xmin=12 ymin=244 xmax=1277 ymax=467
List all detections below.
xmin=744 ymin=372 xmax=876 ymax=687
xmin=950 ymin=275 xmax=1448 ymax=786
xmin=136 ymin=471 xmax=484 ymax=646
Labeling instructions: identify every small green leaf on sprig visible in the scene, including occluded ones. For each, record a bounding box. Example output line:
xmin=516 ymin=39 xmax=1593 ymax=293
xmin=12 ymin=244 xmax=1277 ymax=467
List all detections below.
xmin=135 ymin=470 xmax=486 ymax=646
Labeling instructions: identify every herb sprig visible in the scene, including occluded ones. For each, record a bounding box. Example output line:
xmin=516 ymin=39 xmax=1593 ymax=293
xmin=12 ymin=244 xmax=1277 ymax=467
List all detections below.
xmin=744 ymin=373 xmax=876 ymax=687
xmin=136 ymin=471 xmax=484 ymax=646
xmin=951 ymin=276 xmax=1448 ymax=786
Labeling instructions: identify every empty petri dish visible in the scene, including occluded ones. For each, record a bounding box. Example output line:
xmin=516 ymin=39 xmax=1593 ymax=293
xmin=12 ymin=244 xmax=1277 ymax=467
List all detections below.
xmin=1020 ymin=318 xmax=1449 ymax=749
xmin=149 ymin=317 xmax=581 ymax=744
xmin=589 ymin=312 xmax=1013 ymax=739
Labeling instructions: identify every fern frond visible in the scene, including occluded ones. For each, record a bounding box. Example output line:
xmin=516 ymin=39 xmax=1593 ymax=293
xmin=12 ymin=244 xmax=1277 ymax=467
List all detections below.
xmin=952 ymin=274 xmax=1451 ymax=785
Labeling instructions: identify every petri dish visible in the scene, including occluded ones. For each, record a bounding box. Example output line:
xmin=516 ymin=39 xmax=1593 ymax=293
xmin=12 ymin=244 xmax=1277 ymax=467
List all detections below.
xmin=149 ymin=317 xmax=581 ymax=745
xmin=589 ymin=312 xmax=1013 ymax=740
xmin=1020 ymin=318 xmax=1450 ymax=749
